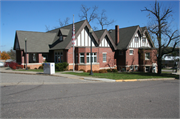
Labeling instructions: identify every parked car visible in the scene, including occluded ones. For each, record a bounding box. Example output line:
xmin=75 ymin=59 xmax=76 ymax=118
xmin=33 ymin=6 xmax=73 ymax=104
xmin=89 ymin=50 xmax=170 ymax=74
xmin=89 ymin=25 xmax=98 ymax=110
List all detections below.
xmin=0 ymin=61 xmax=5 ymax=67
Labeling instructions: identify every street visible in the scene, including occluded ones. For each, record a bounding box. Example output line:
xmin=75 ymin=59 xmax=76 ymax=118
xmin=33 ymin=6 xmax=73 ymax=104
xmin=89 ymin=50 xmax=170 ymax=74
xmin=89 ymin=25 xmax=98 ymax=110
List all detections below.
xmin=1 ymin=73 xmax=179 ymax=118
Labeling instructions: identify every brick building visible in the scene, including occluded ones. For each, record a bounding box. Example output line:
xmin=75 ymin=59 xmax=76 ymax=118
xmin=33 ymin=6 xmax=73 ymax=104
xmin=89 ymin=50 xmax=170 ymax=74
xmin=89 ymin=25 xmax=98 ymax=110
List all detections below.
xmin=13 ymin=20 xmax=157 ymax=72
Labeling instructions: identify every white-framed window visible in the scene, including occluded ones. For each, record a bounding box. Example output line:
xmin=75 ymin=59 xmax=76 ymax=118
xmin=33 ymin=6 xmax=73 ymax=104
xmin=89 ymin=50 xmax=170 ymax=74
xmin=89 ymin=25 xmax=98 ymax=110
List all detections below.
xmin=135 ymin=37 xmax=139 ymax=42
xmin=86 ymin=53 xmax=97 ymax=63
xmin=59 ymin=36 xmax=63 ymax=41
xmin=130 ymin=66 xmax=134 ymax=71
xmin=119 ymin=51 xmax=123 ymax=55
xmin=135 ymin=66 xmax=138 ymax=70
xmin=103 ymin=53 xmax=107 ymax=62
xmin=80 ymin=53 xmax=84 ymax=63
xmin=142 ymin=37 xmax=146 ymax=43
xmin=145 ymin=53 xmax=150 ymax=60
xmin=129 ymin=49 xmax=134 ymax=55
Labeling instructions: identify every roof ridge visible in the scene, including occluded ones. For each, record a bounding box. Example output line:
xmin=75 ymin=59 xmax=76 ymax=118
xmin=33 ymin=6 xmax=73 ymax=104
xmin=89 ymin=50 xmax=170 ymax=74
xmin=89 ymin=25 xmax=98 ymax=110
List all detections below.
xmin=48 ymin=20 xmax=86 ymax=32
xmin=17 ymin=30 xmax=56 ymax=34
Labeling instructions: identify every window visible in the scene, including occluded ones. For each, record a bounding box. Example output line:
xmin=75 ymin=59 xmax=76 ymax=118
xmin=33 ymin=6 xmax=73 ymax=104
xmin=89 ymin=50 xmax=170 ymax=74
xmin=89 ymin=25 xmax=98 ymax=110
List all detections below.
xmin=135 ymin=37 xmax=139 ymax=42
xmin=59 ymin=36 xmax=63 ymax=41
xmin=80 ymin=53 xmax=84 ymax=63
xmin=86 ymin=53 xmax=97 ymax=63
xmin=145 ymin=53 xmax=150 ymax=60
xmin=129 ymin=49 xmax=134 ymax=55
xmin=33 ymin=53 xmax=36 ymax=62
xmin=130 ymin=66 xmax=134 ymax=71
xmin=103 ymin=53 xmax=107 ymax=62
xmin=135 ymin=66 xmax=138 ymax=70
xmin=55 ymin=51 xmax=63 ymax=63
xmin=87 ymin=53 xmax=90 ymax=63
xmin=145 ymin=66 xmax=150 ymax=72
xmin=142 ymin=38 xmax=146 ymax=43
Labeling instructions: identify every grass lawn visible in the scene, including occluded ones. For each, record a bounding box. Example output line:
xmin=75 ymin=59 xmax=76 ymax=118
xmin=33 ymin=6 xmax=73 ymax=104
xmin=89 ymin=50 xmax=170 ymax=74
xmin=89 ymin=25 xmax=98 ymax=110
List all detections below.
xmin=63 ymin=72 xmax=179 ymax=80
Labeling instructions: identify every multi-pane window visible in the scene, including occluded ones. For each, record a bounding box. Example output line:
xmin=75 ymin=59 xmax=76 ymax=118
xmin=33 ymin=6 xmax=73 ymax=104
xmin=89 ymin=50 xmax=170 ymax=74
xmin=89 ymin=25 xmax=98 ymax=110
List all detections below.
xmin=103 ymin=53 xmax=107 ymax=62
xmin=86 ymin=53 xmax=97 ymax=63
xmin=142 ymin=37 xmax=146 ymax=43
xmin=145 ymin=53 xmax=150 ymax=60
xmin=135 ymin=37 xmax=139 ymax=42
xmin=55 ymin=51 xmax=63 ymax=63
xmin=80 ymin=53 xmax=84 ymax=63
xmin=33 ymin=53 xmax=36 ymax=62
xmin=129 ymin=49 xmax=134 ymax=55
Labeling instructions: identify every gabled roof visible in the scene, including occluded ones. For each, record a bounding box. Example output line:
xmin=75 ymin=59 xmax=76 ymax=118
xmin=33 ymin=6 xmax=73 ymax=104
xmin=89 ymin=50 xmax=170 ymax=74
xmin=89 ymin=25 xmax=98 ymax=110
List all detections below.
xmin=50 ymin=20 xmax=99 ymax=50
xmin=94 ymin=29 xmax=117 ymax=50
xmin=14 ymin=31 xmax=56 ymax=53
xmin=140 ymin=27 xmax=155 ymax=48
xmin=109 ymin=25 xmax=155 ymax=50
xmin=109 ymin=25 xmax=139 ymax=50
xmin=47 ymin=20 xmax=86 ymax=50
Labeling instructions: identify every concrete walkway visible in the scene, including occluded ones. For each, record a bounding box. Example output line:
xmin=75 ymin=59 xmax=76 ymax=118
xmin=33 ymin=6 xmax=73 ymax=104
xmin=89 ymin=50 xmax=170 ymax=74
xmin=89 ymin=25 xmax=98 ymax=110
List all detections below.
xmin=0 ymin=67 xmax=178 ymax=82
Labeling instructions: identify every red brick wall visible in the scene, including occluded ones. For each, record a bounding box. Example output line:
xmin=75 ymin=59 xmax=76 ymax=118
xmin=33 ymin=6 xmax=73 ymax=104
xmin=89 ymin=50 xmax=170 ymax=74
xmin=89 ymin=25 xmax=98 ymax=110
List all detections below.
xmin=126 ymin=49 xmax=139 ymax=66
xmin=99 ymin=47 xmax=115 ymax=68
xmin=38 ymin=54 xmax=43 ymax=63
xmin=67 ymin=47 xmax=74 ymax=63
xmin=67 ymin=47 xmax=116 ymax=71
xmin=139 ymin=49 xmax=157 ymax=65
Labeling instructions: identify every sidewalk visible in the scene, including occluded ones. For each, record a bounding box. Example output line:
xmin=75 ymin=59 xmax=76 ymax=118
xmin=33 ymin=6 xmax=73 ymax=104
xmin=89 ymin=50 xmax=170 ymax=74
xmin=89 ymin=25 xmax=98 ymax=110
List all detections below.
xmin=0 ymin=67 xmax=177 ymax=82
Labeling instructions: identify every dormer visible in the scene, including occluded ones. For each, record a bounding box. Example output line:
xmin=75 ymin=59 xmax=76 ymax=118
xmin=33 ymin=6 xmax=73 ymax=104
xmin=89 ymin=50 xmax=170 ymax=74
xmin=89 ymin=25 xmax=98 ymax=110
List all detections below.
xmin=58 ymin=28 xmax=70 ymax=41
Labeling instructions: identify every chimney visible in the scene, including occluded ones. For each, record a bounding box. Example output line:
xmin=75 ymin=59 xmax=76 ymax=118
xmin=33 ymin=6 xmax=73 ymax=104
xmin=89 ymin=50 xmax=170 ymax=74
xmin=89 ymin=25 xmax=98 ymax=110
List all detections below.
xmin=115 ymin=25 xmax=119 ymax=45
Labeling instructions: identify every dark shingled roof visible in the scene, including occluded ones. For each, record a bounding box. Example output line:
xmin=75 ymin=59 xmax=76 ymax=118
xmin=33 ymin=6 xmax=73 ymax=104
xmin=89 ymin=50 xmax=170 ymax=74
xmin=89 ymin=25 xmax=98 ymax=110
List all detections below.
xmin=15 ymin=31 xmax=56 ymax=52
xmin=109 ymin=25 xmax=139 ymax=50
xmin=94 ymin=30 xmax=106 ymax=40
xmin=49 ymin=20 xmax=86 ymax=50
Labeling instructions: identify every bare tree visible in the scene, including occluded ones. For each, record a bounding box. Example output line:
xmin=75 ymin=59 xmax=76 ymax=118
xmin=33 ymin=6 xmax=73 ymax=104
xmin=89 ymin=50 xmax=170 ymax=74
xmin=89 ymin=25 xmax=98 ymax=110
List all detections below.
xmin=45 ymin=25 xmax=50 ymax=32
xmin=59 ymin=17 xmax=70 ymax=27
xmin=97 ymin=9 xmax=115 ymax=30
xmin=142 ymin=1 xmax=180 ymax=74
xmin=79 ymin=4 xmax=98 ymax=23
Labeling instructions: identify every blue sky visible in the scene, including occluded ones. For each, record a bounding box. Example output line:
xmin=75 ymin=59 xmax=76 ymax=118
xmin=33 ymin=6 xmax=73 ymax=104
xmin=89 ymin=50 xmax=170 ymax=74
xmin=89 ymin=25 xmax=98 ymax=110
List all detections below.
xmin=1 ymin=0 xmax=179 ymax=52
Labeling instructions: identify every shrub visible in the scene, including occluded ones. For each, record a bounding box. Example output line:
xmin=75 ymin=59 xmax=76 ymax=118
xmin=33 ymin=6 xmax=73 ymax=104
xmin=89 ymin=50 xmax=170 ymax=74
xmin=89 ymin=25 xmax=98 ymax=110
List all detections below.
xmin=55 ymin=62 xmax=69 ymax=71
xmin=99 ymin=69 xmax=107 ymax=73
xmin=87 ymin=70 xmax=91 ymax=73
xmin=79 ymin=69 xmax=85 ymax=72
xmin=12 ymin=66 xmax=16 ymax=70
xmin=17 ymin=65 xmax=23 ymax=69
xmin=112 ymin=69 xmax=118 ymax=72
xmin=38 ymin=65 xmax=43 ymax=69
xmin=93 ymin=70 xmax=99 ymax=73
xmin=107 ymin=69 xmax=112 ymax=72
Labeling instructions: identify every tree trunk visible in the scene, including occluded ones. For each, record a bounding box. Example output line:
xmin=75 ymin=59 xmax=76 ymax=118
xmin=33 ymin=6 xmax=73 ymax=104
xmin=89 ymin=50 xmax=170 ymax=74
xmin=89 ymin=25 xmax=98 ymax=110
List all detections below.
xmin=157 ymin=57 xmax=162 ymax=74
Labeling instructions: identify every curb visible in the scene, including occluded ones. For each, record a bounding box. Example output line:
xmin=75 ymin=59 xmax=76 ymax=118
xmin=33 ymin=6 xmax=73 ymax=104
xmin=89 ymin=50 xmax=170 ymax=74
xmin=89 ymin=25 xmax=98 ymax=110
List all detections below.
xmin=1 ymin=70 xmax=177 ymax=82
xmin=115 ymin=78 xmax=176 ymax=82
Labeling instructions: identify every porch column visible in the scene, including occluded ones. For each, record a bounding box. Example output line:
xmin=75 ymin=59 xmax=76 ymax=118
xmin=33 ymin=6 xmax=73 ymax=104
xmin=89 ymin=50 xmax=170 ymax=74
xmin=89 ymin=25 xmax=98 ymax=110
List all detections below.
xmin=38 ymin=54 xmax=43 ymax=63
xmin=21 ymin=51 xmax=24 ymax=64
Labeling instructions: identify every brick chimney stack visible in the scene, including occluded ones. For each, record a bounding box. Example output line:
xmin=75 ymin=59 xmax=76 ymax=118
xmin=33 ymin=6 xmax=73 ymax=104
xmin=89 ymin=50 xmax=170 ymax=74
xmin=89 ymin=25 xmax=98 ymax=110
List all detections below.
xmin=115 ymin=25 xmax=119 ymax=45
